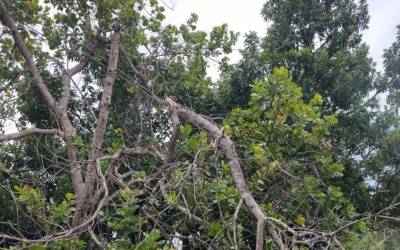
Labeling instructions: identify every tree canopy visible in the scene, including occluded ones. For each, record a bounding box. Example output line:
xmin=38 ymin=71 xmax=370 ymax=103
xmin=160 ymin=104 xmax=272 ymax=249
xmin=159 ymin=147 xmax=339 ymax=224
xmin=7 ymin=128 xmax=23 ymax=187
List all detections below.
xmin=0 ymin=0 xmax=399 ymax=249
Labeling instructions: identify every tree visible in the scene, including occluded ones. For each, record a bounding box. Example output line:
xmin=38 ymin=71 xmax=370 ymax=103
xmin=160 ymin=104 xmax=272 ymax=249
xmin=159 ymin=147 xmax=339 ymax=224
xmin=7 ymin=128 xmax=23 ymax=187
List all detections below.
xmin=261 ymin=0 xmax=372 ymax=109
xmin=0 ymin=0 xmax=399 ymax=249
xmin=219 ymin=0 xmax=383 ymax=211
xmin=361 ymin=25 xmax=400 ymax=228
xmin=383 ymin=25 xmax=400 ymax=108
xmin=217 ymin=0 xmax=400 ymax=247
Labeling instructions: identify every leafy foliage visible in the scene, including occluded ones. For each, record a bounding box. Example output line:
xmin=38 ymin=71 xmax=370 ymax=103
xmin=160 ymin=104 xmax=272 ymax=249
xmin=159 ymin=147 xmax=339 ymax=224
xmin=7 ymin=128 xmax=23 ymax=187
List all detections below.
xmin=0 ymin=0 xmax=400 ymax=249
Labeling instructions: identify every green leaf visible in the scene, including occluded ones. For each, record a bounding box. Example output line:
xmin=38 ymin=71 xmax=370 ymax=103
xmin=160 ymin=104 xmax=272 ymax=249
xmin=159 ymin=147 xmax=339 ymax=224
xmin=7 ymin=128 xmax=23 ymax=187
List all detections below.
xmin=327 ymin=163 xmax=344 ymax=177
xmin=180 ymin=124 xmax=192 ymax=136
xmin=206 ymin=222 xmax=222 ymax=237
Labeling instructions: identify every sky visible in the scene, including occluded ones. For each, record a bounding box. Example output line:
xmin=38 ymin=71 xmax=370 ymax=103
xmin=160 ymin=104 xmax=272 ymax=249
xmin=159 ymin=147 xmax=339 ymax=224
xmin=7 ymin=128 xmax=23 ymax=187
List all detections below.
xmin=363 ymin=0 xmax=400 ymax=71
xmin=164 ymin=0 xmax=400 ymax=72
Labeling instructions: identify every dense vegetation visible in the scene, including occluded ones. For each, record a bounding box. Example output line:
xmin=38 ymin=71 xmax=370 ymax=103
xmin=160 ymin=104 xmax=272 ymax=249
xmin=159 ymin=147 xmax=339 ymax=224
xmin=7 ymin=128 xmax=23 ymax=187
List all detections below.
xmin=0 ymin=0 xmax=399 ymax=249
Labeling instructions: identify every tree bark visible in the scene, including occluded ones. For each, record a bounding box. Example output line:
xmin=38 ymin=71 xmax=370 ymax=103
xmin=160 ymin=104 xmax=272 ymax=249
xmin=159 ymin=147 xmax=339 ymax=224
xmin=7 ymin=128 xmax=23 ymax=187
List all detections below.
xmin=165 ymin=97 xmax=286 ymax=250
xmin=0 ymin=0 xmax=85 ymax=206
xmin=77 ymin=29 xmax=121 ymax=225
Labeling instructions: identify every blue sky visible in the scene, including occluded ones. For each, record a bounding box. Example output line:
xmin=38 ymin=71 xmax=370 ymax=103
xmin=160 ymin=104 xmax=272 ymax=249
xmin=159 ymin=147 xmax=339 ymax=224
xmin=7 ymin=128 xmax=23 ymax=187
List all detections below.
xmin=165 ymin=0 xmax=400 ymax=73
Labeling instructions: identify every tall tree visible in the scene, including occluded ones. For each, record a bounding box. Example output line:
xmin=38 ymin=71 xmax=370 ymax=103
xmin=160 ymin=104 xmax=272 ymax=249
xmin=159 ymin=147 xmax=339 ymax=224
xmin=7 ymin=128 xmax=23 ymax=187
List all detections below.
xmin=219 ymin=0 xmax=383 ymax=211
xmin=0 ymin=0 xmax=399 ymax=249
xmin=362 ymin=26 xmax=400 ymax=226
xmin=262 ymin=0 xmax=372 ymax=111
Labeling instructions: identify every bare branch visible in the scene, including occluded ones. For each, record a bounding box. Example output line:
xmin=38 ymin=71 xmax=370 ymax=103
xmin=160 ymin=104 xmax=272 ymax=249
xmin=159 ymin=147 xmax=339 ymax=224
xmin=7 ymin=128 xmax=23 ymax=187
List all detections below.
xmin=165 ymin=97 xmax=285 ymax=250
xmin=232 ymin=199 xmax=243 ymax=250
xmin=89 ymin=230 xmax=106 ymax=249
xmin=59 ymin=31 xmax=101 ymax=110
xmin=0 ymin=128 xmax=60 ymax=142
xmin=256 ymin=219 xmax=265 ymax=250
xmin=97 ymin=146 xmax=165 ymax=162
xmin=122 ymin=146 xmax=165 ymax=161
xmin=377 ymin=215 xmax=400 ymax=222
xmin=81 ymin=29 xmax=121 ymax=207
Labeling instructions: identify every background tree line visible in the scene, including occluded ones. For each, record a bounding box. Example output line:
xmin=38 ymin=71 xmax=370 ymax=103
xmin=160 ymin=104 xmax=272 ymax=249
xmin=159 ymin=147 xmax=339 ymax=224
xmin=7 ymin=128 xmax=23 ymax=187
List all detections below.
xmin=0 ymin=0 xmax=399 ymax=249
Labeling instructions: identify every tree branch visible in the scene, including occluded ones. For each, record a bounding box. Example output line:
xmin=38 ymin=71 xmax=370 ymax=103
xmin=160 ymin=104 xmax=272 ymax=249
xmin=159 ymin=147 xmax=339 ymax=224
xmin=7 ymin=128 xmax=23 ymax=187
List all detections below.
xmin=89 ymin=230 xmax=106 ymax=249
xmin=59 ymin=31 xmax=101 ymax=110
xmin=165 ymin=97 xmax=285 ymax=250
xmin=0 ymin=0 xmax=57 ymax=110
xmin=0 ymin=0 xmax=85 ymax=204
xmin=122 ymin=146 xmax=165 ymax=161
xmin=0 ymin=128 xmax=60 ymax=142
xmin=81 ymin=29 xmax=121 ymax=207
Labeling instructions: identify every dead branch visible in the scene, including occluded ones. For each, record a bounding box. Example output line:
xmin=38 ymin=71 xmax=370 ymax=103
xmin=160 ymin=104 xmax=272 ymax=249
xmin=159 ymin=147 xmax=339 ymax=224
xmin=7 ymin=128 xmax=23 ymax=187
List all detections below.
xmin=89 ymin=230 xmax=106 ymax=249
xmin=122 ymin=47 xmax=284 ymax=248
